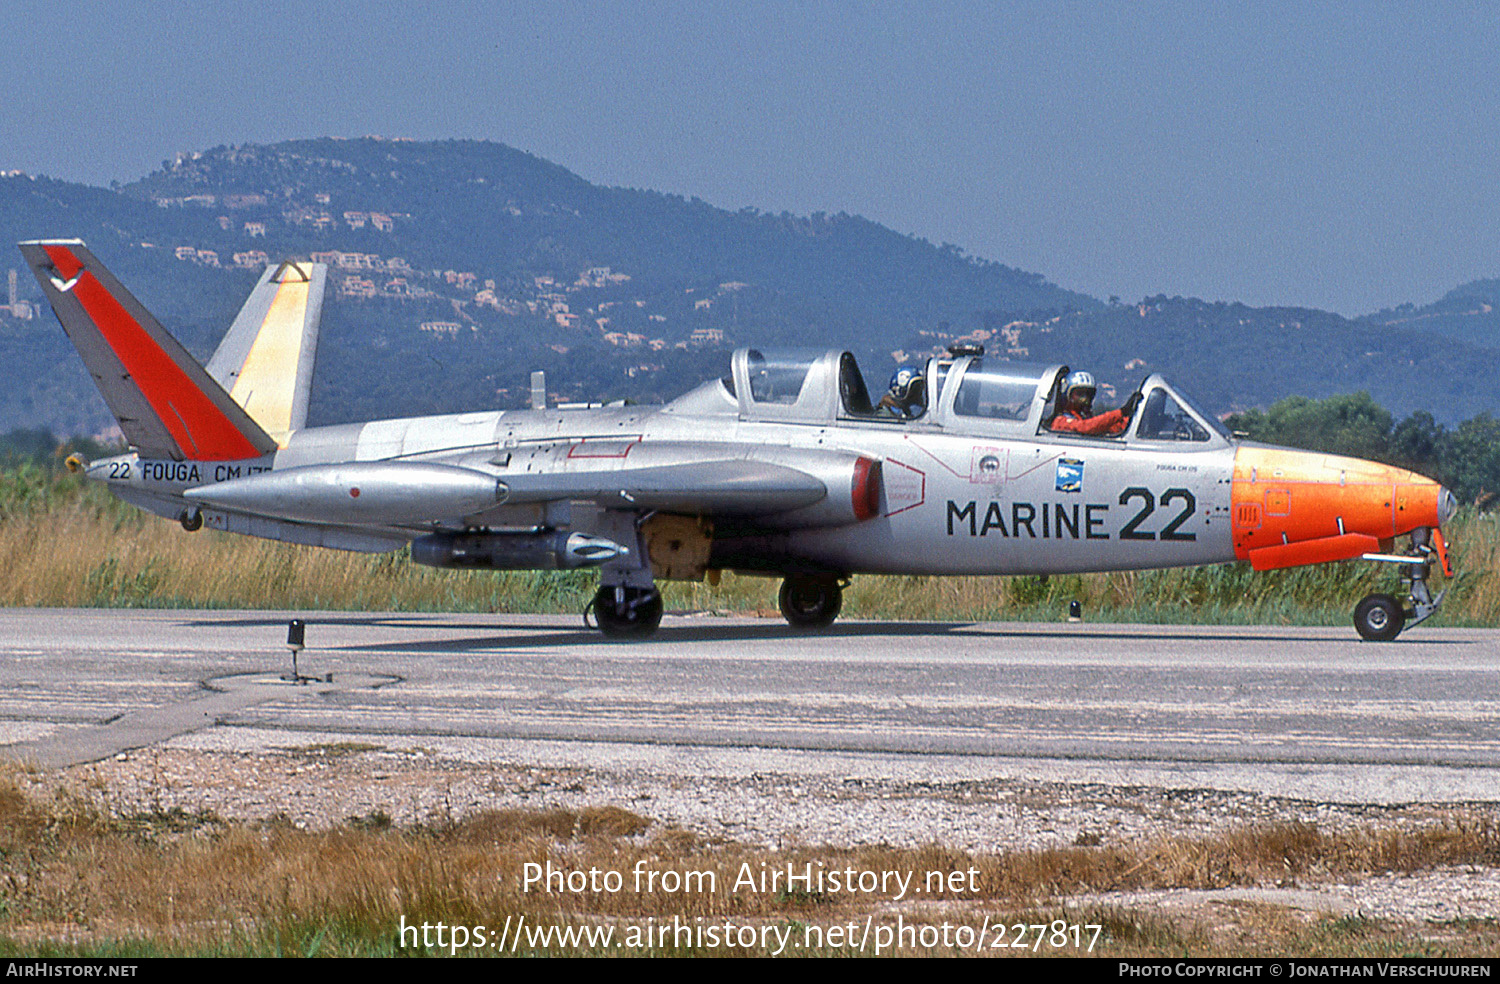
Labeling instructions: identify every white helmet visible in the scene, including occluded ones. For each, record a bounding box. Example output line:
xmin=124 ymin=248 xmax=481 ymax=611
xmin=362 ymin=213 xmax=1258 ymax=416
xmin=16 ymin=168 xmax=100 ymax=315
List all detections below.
xmin=1063 ymin=370 xmax=1096 ymax=403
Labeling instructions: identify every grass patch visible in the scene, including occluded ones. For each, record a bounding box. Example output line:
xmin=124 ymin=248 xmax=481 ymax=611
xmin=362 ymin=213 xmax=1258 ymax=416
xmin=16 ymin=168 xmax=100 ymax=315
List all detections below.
xmin=0 ymin=770 xmax=1492 ymax=956
xmin=2 ymin=466 xmax=1498 ymax=626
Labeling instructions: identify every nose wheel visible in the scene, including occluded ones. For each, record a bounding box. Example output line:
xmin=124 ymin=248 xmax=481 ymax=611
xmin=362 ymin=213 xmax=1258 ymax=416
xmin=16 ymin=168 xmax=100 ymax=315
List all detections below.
xmin=1353 ymin=594 xmax=1405 ymax=642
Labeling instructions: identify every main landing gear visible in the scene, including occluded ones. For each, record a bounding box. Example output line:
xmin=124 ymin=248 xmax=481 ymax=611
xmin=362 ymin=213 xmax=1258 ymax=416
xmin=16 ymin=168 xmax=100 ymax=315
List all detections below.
xmin=1353 ymin=528 xmax=1445 ymax=642
xmin=586 ymin=575 xmax=848 ymax=637
xmin=581 ymin=508 xmax=666 ymax=639
xmin=778 ymin=575 xmax=845 ymax=629
xmin=588 ymin=584 xmax=664 ymax=639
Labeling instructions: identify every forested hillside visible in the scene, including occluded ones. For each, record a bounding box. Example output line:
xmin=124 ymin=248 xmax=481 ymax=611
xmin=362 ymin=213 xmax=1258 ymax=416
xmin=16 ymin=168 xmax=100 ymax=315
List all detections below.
xmin=2 ymin=137 xmax=1498 ymax=437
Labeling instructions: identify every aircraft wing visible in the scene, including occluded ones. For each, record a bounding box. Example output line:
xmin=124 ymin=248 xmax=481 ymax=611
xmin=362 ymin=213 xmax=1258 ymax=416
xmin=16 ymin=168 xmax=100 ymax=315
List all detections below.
xmin=484 ymin=442 xmax=882 ymax=527
xmin=498 ymin=459 xmax=829 ymax=514
xmin=205 ymin=260 xmax=326 ymax=441
xmin=180 ymin=450 xmax=876 ymax=531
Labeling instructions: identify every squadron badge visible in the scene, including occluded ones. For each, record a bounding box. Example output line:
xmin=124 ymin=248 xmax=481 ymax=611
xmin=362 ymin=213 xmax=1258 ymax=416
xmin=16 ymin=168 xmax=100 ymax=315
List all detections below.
xmin=1055 ymin=458 xmax=1085 ymax=493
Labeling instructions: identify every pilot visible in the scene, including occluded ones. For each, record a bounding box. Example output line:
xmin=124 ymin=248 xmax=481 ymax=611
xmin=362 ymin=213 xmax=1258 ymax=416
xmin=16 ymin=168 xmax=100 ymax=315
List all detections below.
xmin=878 ymin=365 xmax=926 ymax=418
xmin=1049 ymin=370 xmax=1141 ymax=436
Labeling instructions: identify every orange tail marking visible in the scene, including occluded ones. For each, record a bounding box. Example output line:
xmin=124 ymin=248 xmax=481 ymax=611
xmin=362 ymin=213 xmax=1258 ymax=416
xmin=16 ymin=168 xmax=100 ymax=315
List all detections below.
xmin=43 ymin=244 xmax=263 ymax=461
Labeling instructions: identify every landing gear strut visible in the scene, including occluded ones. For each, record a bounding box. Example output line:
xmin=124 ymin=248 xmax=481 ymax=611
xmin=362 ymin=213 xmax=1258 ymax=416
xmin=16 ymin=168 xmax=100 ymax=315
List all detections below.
xmin=582 ymin=508 xmax=663 ymax=639
xmin=1353 ymin=528 xmax=1445 ymax=642
xmin=778 ymin=575 xmax=845 ymax=629
xmin=589 ymin=584 xmax=663 ymax=639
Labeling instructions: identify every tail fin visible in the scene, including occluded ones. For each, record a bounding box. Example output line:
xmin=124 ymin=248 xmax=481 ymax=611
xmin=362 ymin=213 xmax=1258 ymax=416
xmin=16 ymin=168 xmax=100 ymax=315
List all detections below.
xmin=206 ymin=259 xmax=326 ymax=440
xmin=19 ymin=240 xmax=277 ymax=462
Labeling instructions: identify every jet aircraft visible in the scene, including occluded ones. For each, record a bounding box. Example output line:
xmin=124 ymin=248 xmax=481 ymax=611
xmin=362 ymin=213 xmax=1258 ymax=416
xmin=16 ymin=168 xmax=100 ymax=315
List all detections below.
xmin=21 ymin=240 xmax=1457 ymax=640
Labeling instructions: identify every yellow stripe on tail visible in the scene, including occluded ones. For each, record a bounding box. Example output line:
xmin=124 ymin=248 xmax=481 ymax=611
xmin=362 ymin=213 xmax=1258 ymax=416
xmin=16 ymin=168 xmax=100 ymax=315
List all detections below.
xmin=230 ymin=275 xmax=311 ymax=441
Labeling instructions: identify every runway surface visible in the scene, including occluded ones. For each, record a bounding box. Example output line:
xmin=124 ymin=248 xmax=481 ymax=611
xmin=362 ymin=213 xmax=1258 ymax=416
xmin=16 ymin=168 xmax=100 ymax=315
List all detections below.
xmin=0 ymin=608 xmax=1496 ymax=803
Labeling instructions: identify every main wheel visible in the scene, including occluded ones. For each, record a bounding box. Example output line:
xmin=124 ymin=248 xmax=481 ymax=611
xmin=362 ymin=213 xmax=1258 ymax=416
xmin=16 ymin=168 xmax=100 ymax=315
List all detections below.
xmin=1354 ymin=593 xmax=1405 ymax=642
xmin=591 ymin=586 xmax=663 ymax=639
xmin=778 ymin=576 xmax=843 ymax=629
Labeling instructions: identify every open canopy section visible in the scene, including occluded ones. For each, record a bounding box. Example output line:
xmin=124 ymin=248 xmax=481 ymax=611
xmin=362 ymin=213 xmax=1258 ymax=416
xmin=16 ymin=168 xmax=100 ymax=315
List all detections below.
xmin=946 ymin=358 xmax=1060 ymax=428
xmin=729 ymin=347 xmax=1067 ymax=428
xmin=721 ymin=345 xmax=1230 ymax=447
xmin=732 ymin=348 xmax=889 ymax=423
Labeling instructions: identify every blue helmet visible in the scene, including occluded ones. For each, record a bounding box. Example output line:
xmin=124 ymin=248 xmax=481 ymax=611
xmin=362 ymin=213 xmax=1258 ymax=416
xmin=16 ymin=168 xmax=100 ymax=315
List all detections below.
xmin=888 ymin=365 xmax=923 ymax=401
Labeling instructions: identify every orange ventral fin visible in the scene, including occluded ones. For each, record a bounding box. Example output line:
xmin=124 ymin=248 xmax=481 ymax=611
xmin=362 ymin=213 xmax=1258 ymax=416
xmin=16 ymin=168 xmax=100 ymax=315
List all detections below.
xmin=1247 ymin=533 xmax=1381 ymax=571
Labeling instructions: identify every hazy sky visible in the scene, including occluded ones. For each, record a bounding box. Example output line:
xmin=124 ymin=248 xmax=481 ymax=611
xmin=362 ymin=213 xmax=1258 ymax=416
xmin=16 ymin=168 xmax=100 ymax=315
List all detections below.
xmin=6 ymin=1 xmax=1499 ymax=315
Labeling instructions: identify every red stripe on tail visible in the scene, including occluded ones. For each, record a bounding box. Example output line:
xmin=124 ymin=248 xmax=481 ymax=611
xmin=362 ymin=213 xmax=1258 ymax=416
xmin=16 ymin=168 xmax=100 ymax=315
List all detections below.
xmin=43 ymin=245 xmax=263 ymax=461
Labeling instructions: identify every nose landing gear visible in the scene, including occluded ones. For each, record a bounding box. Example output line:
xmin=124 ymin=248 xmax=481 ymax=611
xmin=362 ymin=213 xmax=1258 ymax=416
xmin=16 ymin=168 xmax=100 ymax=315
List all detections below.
xmin=1353 ymin=593 xmax=1404 ymax=642
xmin=1353 ymin=527 xmax=1446 ymax=642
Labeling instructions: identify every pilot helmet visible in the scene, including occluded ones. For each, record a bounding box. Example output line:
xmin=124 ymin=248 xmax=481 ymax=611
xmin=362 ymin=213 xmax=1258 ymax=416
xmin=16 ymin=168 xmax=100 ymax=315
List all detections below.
xmin=1063 ymin=370 xmax=1097 ymax=406
xmin=888 ymin=365 xmax=924 ymax=402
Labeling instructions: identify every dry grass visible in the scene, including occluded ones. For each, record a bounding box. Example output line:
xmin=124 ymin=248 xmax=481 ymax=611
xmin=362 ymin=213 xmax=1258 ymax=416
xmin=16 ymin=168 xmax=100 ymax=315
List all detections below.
xmin=0 ymin=471 xmax=596 ymax=613
xmin=3 ymin=469 xmax=1498 ymax=627
xmin=0 ymin=770 xmax=1494 ymax=956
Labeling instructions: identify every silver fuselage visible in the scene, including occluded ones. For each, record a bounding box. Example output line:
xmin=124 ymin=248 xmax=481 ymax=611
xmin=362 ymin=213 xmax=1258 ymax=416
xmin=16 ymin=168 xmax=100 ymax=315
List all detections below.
xmin=91 ymin=380 xmax=1238 ymax=577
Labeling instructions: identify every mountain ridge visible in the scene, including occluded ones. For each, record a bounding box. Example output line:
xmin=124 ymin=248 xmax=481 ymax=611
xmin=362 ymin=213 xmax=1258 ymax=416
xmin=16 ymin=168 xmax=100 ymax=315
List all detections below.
xmin=1 ymin=137 xmax=1495 ymax=436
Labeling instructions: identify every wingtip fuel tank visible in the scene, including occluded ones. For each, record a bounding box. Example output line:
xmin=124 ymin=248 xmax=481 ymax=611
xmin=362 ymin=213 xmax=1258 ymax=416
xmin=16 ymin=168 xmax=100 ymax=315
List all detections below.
xmin=185 ymin=461 xmax=505 ymax=526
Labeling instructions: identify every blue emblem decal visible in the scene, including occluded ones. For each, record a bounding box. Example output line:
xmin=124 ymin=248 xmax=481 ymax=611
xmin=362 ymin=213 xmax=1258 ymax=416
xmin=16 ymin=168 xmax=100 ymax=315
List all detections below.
xmin=1055 ymin=458 xmax=1084 ymax=493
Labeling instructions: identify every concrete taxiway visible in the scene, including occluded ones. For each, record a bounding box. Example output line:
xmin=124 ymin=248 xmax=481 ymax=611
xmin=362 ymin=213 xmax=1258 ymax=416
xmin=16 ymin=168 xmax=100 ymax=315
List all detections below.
xmin=0 ymin=608 xmax=1496 ymax=803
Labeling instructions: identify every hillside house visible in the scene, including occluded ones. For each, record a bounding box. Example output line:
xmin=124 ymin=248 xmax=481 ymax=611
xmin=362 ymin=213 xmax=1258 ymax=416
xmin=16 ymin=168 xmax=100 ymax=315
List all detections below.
xmin=340 ymin=277 xmax=377 ymax=298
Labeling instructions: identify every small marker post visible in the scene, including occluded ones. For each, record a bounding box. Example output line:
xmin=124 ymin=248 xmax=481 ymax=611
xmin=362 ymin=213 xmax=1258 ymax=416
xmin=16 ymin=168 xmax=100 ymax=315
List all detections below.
xmin=1068 ymin=600 xmax=1082 ymax=622
xmin=285 ymin=619 xmax=307 ymax=684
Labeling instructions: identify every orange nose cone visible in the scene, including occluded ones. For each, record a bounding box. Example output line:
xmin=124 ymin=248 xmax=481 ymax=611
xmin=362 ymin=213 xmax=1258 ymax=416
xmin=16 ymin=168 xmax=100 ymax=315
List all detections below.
xmin=1231 ymin=446 xmax=1446 ymax=568
xmin=1393 ymin=481 xmax=1444 ymax=533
